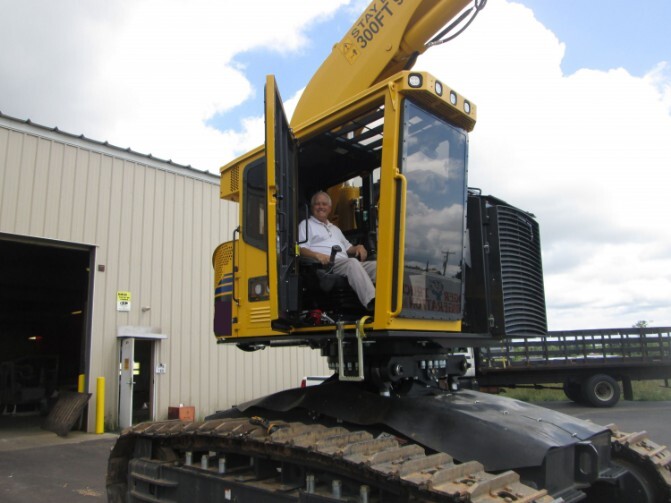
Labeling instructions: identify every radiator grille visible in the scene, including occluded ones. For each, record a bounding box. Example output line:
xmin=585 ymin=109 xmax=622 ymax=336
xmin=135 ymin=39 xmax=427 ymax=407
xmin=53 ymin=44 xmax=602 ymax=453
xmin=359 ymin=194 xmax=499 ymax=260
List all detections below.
xmin=495 ymin=206 xmax=547 ymax=335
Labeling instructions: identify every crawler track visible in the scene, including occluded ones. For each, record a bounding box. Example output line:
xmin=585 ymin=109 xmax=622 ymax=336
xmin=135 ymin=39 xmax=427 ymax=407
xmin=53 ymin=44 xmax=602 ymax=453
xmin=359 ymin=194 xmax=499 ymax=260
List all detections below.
xmin=607 ymin=424 xmax=671 ymax=502
xmin=107 ymin=418 xmax=671 ymax=502
xmin=108 ymin=417 xmax=557 ymax=502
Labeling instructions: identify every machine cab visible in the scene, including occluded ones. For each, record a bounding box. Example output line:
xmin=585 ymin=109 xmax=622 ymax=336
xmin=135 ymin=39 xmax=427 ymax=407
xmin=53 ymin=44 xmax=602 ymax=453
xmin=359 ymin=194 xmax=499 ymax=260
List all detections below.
xmin=215 ymin=71 xmax=479 ymax=344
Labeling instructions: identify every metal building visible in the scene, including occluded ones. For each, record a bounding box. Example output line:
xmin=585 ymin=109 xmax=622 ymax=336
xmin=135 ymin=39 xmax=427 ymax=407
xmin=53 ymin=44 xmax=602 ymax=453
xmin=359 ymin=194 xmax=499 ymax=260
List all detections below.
xmin=0 ymin=113 xmax=329 ymax=433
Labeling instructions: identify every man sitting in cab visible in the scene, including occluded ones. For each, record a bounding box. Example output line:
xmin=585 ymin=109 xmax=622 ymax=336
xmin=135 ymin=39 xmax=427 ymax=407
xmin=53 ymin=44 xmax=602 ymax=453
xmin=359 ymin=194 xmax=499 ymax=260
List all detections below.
xmin=298 ymin=191 xmax=376 ymax=311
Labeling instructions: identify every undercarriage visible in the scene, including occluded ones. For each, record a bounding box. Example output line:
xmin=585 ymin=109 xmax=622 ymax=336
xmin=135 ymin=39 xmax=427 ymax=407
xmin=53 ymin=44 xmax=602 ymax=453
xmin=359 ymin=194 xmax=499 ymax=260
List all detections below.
xmin=108 ymin=381 xmax=671 ymax=502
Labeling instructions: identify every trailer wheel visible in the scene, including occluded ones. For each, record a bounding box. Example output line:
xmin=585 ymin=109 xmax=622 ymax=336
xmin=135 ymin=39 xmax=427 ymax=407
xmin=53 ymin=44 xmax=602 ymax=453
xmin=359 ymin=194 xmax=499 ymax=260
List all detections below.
xmin=582 ymin=374 xmax=620 ymax=407
xmin=563 ymin=381 xmax=584 ymax=403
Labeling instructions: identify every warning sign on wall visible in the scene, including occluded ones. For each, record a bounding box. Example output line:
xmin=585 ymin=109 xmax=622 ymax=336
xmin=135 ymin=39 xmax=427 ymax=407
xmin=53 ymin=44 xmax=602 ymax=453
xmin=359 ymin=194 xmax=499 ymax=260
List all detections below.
xmin=117 ymin=291 xmax=131 ymax=312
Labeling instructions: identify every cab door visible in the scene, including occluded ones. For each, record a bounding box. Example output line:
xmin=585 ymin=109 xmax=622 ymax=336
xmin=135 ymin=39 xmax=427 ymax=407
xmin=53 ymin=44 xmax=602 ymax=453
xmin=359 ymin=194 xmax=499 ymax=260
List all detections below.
xmin=265 ymin=75 xmax=299 ymax=329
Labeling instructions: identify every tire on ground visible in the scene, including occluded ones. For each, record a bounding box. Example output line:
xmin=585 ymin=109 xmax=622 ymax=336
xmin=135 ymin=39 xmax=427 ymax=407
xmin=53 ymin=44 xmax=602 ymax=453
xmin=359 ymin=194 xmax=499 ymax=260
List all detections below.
xmin=581 ymin=374 xmax=620 ymax=407
xmin=563 ymin=381 xmax=584 ymax=403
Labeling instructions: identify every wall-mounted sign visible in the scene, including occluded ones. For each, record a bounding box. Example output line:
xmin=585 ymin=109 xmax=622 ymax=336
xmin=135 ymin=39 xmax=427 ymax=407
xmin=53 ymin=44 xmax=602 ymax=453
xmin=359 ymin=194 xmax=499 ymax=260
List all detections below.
xmin=117 ymin=291 xmax=131 ymax=312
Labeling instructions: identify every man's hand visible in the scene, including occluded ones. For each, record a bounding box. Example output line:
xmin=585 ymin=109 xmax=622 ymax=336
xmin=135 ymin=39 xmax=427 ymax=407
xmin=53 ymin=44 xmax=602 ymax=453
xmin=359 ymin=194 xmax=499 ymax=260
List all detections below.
xmin=348 ymin=244 xmax=367 ymax=261
xmin=315 ymin=252 xmax=331 ymax=265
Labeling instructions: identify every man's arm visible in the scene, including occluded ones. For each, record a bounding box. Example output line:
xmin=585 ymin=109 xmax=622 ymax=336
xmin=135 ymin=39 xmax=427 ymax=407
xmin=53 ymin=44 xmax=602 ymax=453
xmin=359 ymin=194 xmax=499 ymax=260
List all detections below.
xmin=299 ymin=246 xmax=331 ymax=265
xmin=298 ymin=218 xmax=331 ymax=265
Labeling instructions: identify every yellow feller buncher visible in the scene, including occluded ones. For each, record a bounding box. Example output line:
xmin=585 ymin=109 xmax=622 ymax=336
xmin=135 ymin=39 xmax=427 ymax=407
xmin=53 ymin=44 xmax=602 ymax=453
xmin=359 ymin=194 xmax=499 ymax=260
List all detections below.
xmin=108 ymin=1 xmax=671 ymax=501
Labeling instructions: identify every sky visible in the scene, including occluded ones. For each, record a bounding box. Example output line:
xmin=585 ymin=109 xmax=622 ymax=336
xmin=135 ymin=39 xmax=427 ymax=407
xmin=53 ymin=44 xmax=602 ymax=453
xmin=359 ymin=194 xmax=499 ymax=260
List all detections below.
xmin=1 ymin=0 xmax=670 ymax=331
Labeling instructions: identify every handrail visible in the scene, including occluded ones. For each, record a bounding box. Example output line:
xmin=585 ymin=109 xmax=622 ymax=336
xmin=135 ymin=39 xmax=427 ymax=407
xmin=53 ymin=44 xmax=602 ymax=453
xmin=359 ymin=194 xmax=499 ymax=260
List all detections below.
xmin=391 ymin=172 xmax=407 ymax=317
xmin=231 ymin=226 xmax=240 ymax=305
xmin=297 ymin=202 xmax=309 ymax=245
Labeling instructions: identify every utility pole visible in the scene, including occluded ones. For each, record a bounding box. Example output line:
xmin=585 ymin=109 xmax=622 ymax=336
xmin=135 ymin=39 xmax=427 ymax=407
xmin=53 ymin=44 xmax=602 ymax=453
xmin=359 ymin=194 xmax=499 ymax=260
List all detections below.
xmin=442 ymin=250 xmax=455 ymax=276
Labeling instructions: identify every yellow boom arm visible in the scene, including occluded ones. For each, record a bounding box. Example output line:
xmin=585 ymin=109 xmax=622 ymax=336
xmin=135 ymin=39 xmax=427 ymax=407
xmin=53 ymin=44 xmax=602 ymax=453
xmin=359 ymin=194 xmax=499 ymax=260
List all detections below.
xmin=291 ymin=0 xmax=476 ymax=127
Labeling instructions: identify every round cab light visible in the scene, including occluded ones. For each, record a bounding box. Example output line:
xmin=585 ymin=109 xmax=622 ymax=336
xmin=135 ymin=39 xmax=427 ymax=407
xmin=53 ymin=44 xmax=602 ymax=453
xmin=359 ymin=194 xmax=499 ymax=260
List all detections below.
xmin=408 ymin=74 xmax=423 ymax=88
xmin=464 ymin=100 xmax=471 ymax=114
xmin=435 ymin=81 xmax=443 ymax=96
xmin=450 ymin=91 xmax=458 ymax=105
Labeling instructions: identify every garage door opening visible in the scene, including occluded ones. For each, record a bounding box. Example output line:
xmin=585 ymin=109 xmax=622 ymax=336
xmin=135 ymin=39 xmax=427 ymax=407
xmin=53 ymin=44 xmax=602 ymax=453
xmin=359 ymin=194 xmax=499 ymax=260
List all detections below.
xmin=0 ymin=237 xmax=92 ymax=434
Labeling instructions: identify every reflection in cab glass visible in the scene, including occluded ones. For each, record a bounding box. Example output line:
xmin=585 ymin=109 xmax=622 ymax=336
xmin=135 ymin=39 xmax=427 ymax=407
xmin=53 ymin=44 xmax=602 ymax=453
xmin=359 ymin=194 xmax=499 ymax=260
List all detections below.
xmin=400 ymin=100 xmax=468 ymax=321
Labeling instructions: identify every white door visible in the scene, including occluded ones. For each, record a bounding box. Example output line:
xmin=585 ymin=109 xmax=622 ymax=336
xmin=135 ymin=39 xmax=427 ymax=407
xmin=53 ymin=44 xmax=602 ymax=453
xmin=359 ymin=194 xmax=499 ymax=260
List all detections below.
xmin=118 ymin=337 xmax=135 ymax=429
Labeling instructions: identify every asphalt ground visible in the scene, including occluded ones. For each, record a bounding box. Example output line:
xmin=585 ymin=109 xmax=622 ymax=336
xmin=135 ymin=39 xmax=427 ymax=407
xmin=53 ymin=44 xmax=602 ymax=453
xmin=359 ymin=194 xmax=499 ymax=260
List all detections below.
xmin=541 ymin=399 xmax=671 ymax=446
xmin=0 ymin=401 xmax=669 ymax=502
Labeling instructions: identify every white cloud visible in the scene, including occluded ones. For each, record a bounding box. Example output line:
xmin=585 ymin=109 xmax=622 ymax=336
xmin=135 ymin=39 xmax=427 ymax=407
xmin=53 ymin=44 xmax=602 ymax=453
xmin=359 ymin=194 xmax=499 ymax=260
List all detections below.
xmin=416 ymin=0 xmax=671 ymax=329
xmin=2 ymin=0 xmax=669 ymax=329
xmin=0 ymin=0 xmax=351 ymax=170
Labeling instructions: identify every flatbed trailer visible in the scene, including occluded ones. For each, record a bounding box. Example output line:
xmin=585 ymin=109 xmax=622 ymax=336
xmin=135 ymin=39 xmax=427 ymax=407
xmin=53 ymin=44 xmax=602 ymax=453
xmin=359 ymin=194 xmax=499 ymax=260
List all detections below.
xmin=470 ymin=326 xmax=671 ymax=407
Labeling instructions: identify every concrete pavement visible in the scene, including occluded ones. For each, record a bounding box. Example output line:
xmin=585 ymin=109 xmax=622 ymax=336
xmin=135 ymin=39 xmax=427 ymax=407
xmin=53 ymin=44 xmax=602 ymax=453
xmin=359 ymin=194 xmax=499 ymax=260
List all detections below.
xmin=0 ymin=414 xmax=117 ymax=503
xmin=0 ymin=436 xmax=116 ymax=502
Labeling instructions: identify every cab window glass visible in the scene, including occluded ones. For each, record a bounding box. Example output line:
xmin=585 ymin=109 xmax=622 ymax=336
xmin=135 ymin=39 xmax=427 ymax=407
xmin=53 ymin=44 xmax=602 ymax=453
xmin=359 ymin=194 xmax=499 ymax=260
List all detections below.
xmin=400 ymin=100 xmax=468 ymax=320
xmin=243 ymin=158 xmax=267 ymax=250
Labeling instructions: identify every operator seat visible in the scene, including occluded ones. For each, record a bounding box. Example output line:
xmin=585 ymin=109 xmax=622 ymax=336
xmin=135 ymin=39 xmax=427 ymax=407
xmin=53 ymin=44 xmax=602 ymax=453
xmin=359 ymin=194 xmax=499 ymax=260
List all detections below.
xmin=299 ymin=251 xmax=364 ymax=316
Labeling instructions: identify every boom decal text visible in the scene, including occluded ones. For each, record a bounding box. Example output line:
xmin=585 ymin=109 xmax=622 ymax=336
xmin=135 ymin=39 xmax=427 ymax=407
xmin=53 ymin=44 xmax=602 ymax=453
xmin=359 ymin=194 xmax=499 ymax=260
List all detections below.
xmin=350 ymin=0 xmax=404 ymax=50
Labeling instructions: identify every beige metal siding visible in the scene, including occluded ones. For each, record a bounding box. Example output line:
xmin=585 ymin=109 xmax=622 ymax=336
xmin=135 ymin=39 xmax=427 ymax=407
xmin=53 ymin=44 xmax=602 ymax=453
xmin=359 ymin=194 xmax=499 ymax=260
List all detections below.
xmin=0 ymin=117 xmax=329 ymax=430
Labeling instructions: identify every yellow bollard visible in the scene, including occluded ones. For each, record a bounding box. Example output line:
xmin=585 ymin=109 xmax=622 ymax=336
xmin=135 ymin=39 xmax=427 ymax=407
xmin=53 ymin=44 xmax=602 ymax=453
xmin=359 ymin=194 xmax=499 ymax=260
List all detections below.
xmin=96 ymin=377 xmax=105 ymax=434
xmin=78 ymin=374 xmax=85 ymax=393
